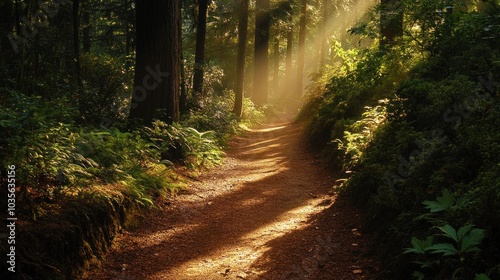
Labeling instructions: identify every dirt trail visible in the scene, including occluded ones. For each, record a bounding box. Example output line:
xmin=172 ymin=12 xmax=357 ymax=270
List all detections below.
xmin=85 ymin=118 xmax=379 ymax=280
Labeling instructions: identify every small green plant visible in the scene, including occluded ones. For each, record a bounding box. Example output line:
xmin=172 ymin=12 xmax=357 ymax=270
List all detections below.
xmin=404 ymin=190 xmax=489 ymax=279
xmin=422 ymin=189 xmax=471 ymax=213
xmin=146 ymin=121 xmax=224 ymax=169
xmin=432 ymin=224 xmax=485 ymax=260
xmin=335 ymin=99 xmax=389 ymax=170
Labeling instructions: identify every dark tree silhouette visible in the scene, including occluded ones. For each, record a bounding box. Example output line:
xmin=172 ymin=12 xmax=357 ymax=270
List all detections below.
xmin=380 ymin=0 xmax=403 ymax=47
xmin=0 ymin=0 xmax=13 ymax=53
xmin=233 ymin=0 xmax=249 ymax=117
xmin=295 ymin=0 xmax=307 ymax=105
xmin=129 ymin=0 xmax=181 ymax=124
xmin=319 ymin=0 xmax=328 ymax=69
xmin=273 ymin=38 xmax=280 ymax=96
xmin=193 ymin=0 xmax=208 ymax=97
xmin=253 ymin=0 xmax=270 ymax=106
xmin=73 ymin=0 xmax=82 ymax=87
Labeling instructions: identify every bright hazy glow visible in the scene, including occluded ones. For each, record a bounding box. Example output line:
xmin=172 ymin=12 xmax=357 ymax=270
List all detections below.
xmin=268 ymin=0 xmax=376 ymax=112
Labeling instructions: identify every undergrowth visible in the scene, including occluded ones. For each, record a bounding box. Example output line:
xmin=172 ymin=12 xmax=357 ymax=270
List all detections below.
xmin=299 ymin=1 xmax=500 ymax=279
xmin=0 ymin=85 xmax=264 ymax=220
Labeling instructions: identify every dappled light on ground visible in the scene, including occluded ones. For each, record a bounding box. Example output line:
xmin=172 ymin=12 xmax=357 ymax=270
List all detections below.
xmin=85 ymin=119 xmax=378 ymax=279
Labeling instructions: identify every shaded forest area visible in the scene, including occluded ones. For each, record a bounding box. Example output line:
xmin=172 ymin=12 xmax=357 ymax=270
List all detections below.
xmin=0 ymin=0 xmax=499 ymax=279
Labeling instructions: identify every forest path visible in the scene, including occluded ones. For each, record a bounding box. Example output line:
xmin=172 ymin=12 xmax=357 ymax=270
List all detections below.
xmin=85 ymin=116 xmax=379 ymax=280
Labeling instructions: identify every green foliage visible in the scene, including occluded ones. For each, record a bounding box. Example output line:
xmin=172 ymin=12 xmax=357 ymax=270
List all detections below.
xmin=422 ymin=189 xmax=471 ymax=213
xmin=184 ymin=91 xmax=239 ymax=144
xmin=405 ymin=236 xmax=435 ymax=255
xmin=146 ymin=121 xmax=224 ymax=169
xmin=335 ymin=99 xmax=389 ymax=170
xmin=300 ymin=2 xmax=500 ymax=279
xmin=405 ymin=223 xmax=486 ymax=278
xmin=79 ymin=53 xmax=133 ymax=125
xmin=404 ymin=191 xmax=487 ymax=279
xmin=0 ymin=90 xmax=185 ymax=216
xmin=475 ymin=274 xmax=492 ymax=280
xmin=183 ymin=90 xmax=265 ymax=145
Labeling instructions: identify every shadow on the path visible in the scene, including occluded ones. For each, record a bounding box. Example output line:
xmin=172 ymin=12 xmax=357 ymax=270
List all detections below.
xmin=91 ymin=122 xmax=344 ymax=279
xmin=248 ymin=195 xmax=380 ymax=280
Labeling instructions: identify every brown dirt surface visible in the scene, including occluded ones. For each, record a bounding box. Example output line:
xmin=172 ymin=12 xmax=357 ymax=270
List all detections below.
xmin=84 ymin=118 xmax=380 ymax=280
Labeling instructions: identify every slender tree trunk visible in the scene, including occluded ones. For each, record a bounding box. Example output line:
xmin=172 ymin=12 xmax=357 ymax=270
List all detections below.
xmin=14 ymin=0 xmax=24 ymax=89
xmin=380 ymin=0 xmax=403 ymax=48
xmin=180 ymin=51 xmax=188 ymax=114
xmin=0 ymin=0 xmax=14 ymax=53
xmin=233 ymin=0 xmax=249 ymax=118
xmin=73 ymin=0 xmax=81 ymax=82
xmin=295 ymin=0 xmax=307 ymax=105
xmin=273 ymin=38 xmax=280 ymax=96
xmin=319 ymin=0 xmax=328 ymax=70
xmin=129 ymin=0 xmax=181 ymax=124
xmin=73 ymin=0 xmax=81 ymax=86
xmin=193 ymin=0 xmax=208 ymax=97
xmin=82 ymin=1 xmax=90 ymax=52
xmin=280 ymin=27 xmax=293 ymax=111
xmin=285 ymin=29 xmax=293 ymax=83
xmin=253 ymin=0 xmax=270 ymax=106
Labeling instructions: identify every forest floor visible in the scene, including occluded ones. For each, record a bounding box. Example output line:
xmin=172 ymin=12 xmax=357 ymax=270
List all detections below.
xmin=84 ymin=115 xmax=380 ymax=280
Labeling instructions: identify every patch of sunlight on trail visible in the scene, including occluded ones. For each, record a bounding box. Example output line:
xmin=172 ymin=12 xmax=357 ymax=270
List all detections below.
xmin=155 ymin=198 xmax=330 ymax=278
xmin=246 ymin=125 xmax=288 ymax=133
xmin=144 ymin=225 xmax=201 ymax=246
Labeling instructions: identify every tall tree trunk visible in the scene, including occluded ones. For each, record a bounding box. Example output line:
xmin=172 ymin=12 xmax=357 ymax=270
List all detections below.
xmin=285 ymin=29 xmax=293 ymax=84
xmin=193 ymin=0 xmax=208 ymax=97
xmin=295 ymin=0 xmax=307 ymax=106
xmin=73 ymin=0 xmax=81 ymax=86
xmin=129 ymin=0 xmax=181 ymax=125
xmin=273 ymin=38 xmax=280 ymax=96
xmin=125 ymin=0 xmax=132 ymax=58
xmin=180 ymin=51 xmax=188 ymax=114
xmin=82 ymin=1 xmax=90 ymax=52
xmin=0 ymin=0 xmax=14 ymax=53
xmin=319 ymin=0 xmax=328 ymax=70
xmin=253 ymin=0 xmax=270 ymax=106
xmin=380 ymin=0 xmax=403 ymax=48
xmin=233 ymin=0 xmax=249 ymax=118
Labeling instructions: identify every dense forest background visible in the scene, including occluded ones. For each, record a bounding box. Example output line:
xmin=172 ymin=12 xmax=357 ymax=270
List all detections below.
xmin=1 ymin=0 xmax=500 ymax=279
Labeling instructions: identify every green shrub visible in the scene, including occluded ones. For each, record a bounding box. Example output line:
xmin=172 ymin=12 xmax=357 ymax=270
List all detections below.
xmin=300 ymin=4 xmax=500 ymax=279
xmin=79 ymin=53 xmax=133 ymax=125
xmin=145 ymin=121 xmax=224 ymax=169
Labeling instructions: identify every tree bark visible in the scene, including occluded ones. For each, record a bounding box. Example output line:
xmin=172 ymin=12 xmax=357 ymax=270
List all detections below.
xmin=380 ymin=0 xmax=403 ymax=48
xmin=0 ymin=0 xmax=14 ymax=53
xmin=193 ymin=0 xmax=208 ymax=97
xmin=129 ymin=0 xmax=181 ymax=125
xmin=295 ymin=0 xmax=307 ymax=105
xmin=273 ymin=38 xmax=280 ymax=96
xmin=180 ymin=49 xmax=188 ymax=115
xmin=285 ymin=29 xmax=293 ymax=84
xmin=319 ymin=0 xmax=328 ymax=70
xmin=233 ymin=0 xmax=249 ymax=118
xmin=253 ymin=0 xmax=270 ymax=106
xmin=82 ymin=1 xmax=90 ymax=52
xmin=73 ymin=0 xmax=82 ymax=86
